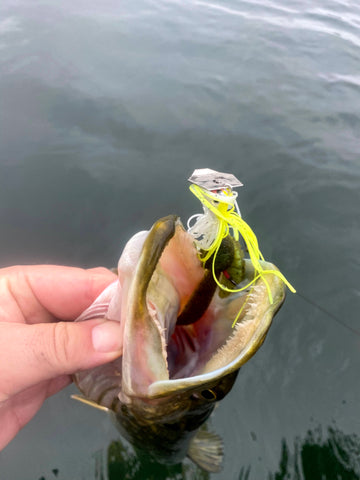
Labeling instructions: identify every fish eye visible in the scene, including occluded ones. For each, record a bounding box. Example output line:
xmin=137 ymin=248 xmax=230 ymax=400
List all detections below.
xmin=200 ymin=389 xmax=217 ymax=401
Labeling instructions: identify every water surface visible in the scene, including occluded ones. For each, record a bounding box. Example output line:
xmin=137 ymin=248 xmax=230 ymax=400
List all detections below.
xmin=0 ymin=0 xmax=359 ymax=478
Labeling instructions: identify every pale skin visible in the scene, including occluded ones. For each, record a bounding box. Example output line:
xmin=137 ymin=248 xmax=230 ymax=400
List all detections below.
xmin=0 ymin=265 xmax=122 ymax=451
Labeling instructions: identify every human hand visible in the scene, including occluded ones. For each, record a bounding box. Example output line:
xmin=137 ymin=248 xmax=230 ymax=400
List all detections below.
xmin=0 ymin=265 xmax=121 ymax=450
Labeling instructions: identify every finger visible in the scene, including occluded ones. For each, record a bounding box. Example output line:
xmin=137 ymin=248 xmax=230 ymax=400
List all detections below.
xmin=1 ymin=265 xmax=117 ymax=323
xmin=0 ymin=319 xmax=123 ymax=400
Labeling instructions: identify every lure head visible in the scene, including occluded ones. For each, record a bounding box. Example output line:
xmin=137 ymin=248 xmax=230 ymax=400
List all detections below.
xmin=187 ymin=168 xmax=243 ymax=255
xmin=188 ymin=168 xmax=243 ymax=191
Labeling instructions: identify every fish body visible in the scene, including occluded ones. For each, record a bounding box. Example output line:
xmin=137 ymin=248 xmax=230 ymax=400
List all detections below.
xmin=73 ymin=215 xmax=285 ymax=471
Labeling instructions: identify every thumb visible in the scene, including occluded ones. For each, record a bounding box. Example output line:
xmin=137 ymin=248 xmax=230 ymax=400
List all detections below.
xmin=0 ymin=319 xmax=122 ymax=400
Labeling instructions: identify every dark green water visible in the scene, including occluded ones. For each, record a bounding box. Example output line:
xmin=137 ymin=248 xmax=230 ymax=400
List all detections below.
xmin=0 ymin=1 xmax=359 ymax=479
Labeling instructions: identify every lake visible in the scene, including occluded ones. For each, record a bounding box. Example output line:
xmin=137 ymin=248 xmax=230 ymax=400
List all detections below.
xmin=0 ymin=0 xmax=360 ymax=479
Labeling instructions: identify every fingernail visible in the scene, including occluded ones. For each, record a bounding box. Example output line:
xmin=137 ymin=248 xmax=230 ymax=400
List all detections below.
xmin=92 ymin=321 xmax=122 ymax=353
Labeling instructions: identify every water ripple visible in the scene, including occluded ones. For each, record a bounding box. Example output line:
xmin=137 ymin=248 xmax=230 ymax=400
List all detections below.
xmin=0 ymin=16 xmax=21 ymax=36
xmin=194 ymin=0 xmax=360 ymax=48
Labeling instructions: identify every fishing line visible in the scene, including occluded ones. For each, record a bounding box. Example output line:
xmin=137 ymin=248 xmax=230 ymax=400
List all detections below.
xmin=239 ymin=236 xmax=359 ymax=336
xmin=295 ymin=291 xmax=360 ymax=337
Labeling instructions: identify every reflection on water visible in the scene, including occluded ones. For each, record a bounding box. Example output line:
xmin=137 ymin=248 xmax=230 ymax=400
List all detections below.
xmin=35 ymin=424 xmax=360 ymax=479
xmin=89 ymin=425 xmax=360 ymax=480
xmin=238 ymin=466 xmax=251 ymax=480
xmin=103 ymin=440 xmax=209 ymax=480
xmin=269 ymin=426 xmax=360 ymax=480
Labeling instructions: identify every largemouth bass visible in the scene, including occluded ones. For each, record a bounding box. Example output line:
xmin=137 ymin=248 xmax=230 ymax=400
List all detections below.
xmin=73 ymin=214 xmax=286 ymax=472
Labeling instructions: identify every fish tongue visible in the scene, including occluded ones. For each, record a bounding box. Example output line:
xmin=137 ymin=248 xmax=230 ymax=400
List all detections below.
xmin=121 ymin=215 xmax=179 ymax=398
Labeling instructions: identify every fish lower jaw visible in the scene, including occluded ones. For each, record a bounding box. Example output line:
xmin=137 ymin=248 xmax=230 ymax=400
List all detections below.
xmin=146 ymin=280 xmax=285 ymax=398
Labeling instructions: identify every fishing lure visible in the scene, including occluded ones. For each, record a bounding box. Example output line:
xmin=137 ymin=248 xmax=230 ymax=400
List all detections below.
xmin=187 ymin=168 xmax=296 ymax=326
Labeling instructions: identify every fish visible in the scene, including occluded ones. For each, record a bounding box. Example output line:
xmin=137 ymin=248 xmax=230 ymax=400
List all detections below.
xmin=73 ymin=214 xmax=285 ymax=472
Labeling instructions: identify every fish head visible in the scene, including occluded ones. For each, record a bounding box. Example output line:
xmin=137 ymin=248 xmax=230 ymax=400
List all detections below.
xmin=74 ymin=214 xmax=285 ymax=417
xmin=120 ymin=214 xmax=284 ymax=407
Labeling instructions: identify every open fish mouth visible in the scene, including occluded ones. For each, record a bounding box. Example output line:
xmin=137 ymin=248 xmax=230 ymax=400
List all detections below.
xmin=115 ymin=214 xmax=285 ymax=399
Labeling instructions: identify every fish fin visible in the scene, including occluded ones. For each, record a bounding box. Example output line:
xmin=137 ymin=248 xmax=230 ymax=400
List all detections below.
xmin=76 ymin=302 xmax=110 ymax=322
xmin=71 ymin=394 xmax=110 ymax=413
xmin=187 ymin=427 xmax=224 ymax=473
xmin=76 ymin=282 xmax=119 ymax=322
